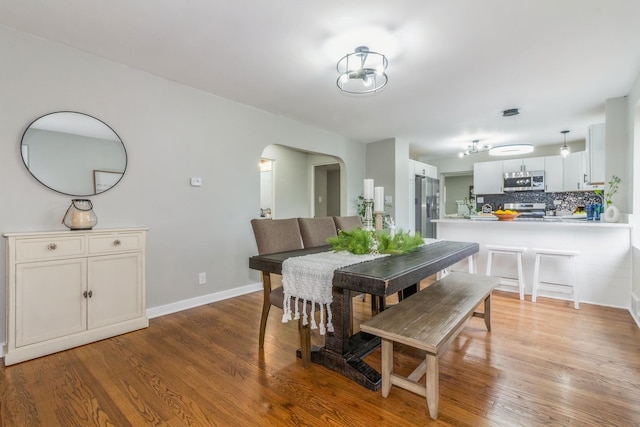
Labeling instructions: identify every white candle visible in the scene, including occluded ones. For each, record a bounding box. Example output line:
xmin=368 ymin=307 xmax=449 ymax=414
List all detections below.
xmin=374 ymin=187 xmax=384 ymax=212
xmin=364 ymin=179 xmax=374 ymax=200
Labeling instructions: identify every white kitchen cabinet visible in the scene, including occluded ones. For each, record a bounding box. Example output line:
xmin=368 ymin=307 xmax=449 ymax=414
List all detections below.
xmin=4 ymin=228 xmax=147 ymax=365
xmin=585 ymin=123 xmax=605 ymax=184
xmin=562 ymin=151 xmax=586 ymax=191
xmin=473 ymin=160 xmax=504 ymax=194
xmin=544 ymin=155 xmax=563 ymax=192
xmin=502 ymin=157 xmax=545 ymax=173
xmin=410 ymin=159 xmax=437 ymax=179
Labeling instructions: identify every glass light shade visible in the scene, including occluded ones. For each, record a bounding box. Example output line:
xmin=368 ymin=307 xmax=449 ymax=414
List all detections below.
xmin=489 ymin=144 xmax=534 ymax=156
xmin=62 ymin=199 xmax=98 ymax=230
xmin=560 ymin=145 xmax=570 ymax=158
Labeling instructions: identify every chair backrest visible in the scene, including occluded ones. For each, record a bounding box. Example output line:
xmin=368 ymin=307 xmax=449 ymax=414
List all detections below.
xmin=298 ymin=217 xmax=338 ymax=248
xmin=333 ymin=215 xmax=363 ymax=232
xmin=250 ymin=218 xmax=303 ymax=255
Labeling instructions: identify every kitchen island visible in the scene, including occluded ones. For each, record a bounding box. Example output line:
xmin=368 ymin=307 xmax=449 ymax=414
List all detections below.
xmin=434 ymin=218 xmax=632 ymax=309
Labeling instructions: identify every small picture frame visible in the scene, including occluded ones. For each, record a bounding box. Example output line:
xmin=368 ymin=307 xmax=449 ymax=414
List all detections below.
xmin=94 ymin=170 xmax=123 ymax=194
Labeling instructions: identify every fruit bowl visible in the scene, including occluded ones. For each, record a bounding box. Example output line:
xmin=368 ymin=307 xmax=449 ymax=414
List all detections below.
xmin=494 ymin=213 xmax=520 ymax=221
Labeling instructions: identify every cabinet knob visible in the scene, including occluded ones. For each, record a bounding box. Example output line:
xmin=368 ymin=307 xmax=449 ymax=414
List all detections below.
xmin=83 ymin=290 xmax=93 ymax=298
xmin=47 ymin=243 xmax=57 ymax=250
xmin=113 ymin=239 xmax=121 ymax=246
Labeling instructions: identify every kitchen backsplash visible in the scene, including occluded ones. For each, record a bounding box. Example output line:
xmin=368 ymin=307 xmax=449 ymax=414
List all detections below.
xmin=477 ymin=191 xmax=603 ymax=213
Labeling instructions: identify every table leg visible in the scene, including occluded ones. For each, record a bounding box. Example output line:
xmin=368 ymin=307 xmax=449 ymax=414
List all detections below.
xmin=484 ymin=294 xmax=491 ymax=331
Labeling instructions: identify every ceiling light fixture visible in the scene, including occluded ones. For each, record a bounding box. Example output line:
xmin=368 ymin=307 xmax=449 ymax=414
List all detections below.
xmin=336 ymin=46 xmax=388 ymax=94
xmin=488 ymin=108 xmax=534 ymax=156
xmin=459 ymin=140 xmax=491 ymax=158
xmin=560 ymin=130 xmax=570 ymax=158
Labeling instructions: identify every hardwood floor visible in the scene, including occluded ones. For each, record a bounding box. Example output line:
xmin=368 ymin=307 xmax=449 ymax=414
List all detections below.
xmin=1 ymin=284 xmax=639 ymax=426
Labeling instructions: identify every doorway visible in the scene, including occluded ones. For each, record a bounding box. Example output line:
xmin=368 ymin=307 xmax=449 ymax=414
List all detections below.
xmin=314 ymin=163 xmax=341 ymax=217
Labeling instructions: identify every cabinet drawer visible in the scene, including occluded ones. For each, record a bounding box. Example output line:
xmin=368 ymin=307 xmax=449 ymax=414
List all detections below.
xmin=15 ymin=236 xmax=86 ymax=262
xmin=88 ymin=233 xmax=143 ymax=254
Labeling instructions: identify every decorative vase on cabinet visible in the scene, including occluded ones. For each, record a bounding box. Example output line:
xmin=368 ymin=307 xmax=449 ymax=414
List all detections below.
xmin=3 ymin=228 xmax=148 ymax=366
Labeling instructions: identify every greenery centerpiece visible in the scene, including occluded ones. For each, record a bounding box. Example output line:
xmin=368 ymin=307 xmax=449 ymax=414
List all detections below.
xmin=327 ymin=227 xmax=424 ymax=255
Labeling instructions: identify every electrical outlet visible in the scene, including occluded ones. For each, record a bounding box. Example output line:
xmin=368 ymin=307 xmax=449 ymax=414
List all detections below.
xmin=198 ymin=272 xmax=206 ymax=285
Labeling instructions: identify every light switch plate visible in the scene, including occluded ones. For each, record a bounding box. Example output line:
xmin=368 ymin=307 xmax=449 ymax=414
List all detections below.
xmin=190 ymin=177 xmax=202 ymax=187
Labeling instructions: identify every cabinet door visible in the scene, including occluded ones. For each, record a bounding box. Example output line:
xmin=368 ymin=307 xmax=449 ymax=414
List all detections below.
xmin=502 ymin=159 xmax=522 ymax=172
xmin=544 ymin=155 xmax=563 ymax=192
xmin=474 ymin=161 xmax=503 ymax=194
xmin=563 ymin=152 xmax=585 ymax=191
xmin=586 ymin=123 xmax=605 ymax=184
xmin=88 ymin=253 xmax=143 ymax=329
xmin=523 ymin=157 xmax=545 ymax=171
xmin=16 ymin=258 xmax=87 ymax=347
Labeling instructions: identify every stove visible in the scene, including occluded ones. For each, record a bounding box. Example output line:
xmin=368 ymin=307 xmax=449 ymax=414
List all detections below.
xmin=504 ymin=203 xmax=546 ymax=221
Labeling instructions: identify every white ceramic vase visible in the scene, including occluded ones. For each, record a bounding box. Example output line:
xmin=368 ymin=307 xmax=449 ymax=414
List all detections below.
xmin=603 ymin=205 xmax=620 ymax=223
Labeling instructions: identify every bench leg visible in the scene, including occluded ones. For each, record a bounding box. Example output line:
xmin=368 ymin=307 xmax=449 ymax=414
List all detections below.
xmin=426 ymin=353 xmax=439 ymax=420
xmin=381 ymin=338 xmax=393 ymax=397
xmin=484 ymin=294 xmax=491 ymax=332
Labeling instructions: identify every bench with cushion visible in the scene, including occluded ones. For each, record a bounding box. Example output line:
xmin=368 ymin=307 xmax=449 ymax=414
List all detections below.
xmin=360 ymin=272 xmax=498 ymax=420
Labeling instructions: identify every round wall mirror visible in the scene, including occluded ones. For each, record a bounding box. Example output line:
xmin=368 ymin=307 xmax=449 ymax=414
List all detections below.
xmin=21 ymin=111 xmax=127 ymax=196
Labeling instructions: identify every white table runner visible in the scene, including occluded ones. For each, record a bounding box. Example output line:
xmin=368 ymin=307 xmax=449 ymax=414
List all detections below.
xmin=282 ymin=251 xmax=387 ymax=334
xmin=282 ymin=239 xmax=443 ymax=334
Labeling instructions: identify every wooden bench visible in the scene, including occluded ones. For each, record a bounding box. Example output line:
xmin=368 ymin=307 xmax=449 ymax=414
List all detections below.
xmin=359 ymin=272 xmax=499 ymax=420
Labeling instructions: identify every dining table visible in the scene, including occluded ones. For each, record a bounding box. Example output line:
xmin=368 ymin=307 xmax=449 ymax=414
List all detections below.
xmin=248 ymin=239 xmax=479 ymax=391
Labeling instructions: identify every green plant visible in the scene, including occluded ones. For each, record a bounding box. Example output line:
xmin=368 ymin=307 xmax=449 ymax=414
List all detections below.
xmin=356 ymin=195 xmax=365 ymax=221
xmin=462 ymin=196 xmax=476 ymax=215
xmin=595 ymin=174 xmax=621 ymax=206
xmin=327 ymin=228 xmax=424 ymax=255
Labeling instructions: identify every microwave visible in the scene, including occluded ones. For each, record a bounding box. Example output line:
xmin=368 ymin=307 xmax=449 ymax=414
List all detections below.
xmin=503 ymin=171 xmax=544 ymax=192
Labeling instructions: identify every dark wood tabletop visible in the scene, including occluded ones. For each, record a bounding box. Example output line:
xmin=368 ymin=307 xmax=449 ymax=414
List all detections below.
xmin=249 ymin=239 xmax=479 ymax=390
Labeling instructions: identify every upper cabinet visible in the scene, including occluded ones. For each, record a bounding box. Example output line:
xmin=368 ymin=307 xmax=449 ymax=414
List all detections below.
xmin=544 ymin=155 xmax=564 ymax=192
xmin=502 ymin=157 xmax=545 ymax=173
xmin=562 ymin=152 xmax=585 ymax=191
xmin=585 ymin=123 xmax=605 ymax=185
xmin=410 ymin=159 xmax=437 ymax=179
xmin=473 ymin=160 xmax=504 ymax=194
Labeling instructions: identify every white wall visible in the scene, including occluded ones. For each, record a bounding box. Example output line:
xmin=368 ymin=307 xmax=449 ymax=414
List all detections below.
xmin=0 ymin=25 xmax=365 ymax=344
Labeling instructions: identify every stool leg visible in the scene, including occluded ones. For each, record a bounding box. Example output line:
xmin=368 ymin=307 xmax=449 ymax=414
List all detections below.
xmin=516 ymin=252 xmax=525 ymax=301
xmin=532 ymin=254 xmax=541 ymax=303
xmin=571 ymin=256 xmax=579 ymax=309
xmin=468 ymin=255 xmax=474 ymax=274
xmin=486 ymin=251 xmax=493 ymax=276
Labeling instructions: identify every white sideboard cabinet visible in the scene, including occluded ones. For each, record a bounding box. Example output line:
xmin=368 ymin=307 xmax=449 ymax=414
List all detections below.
xmin=3 ymin=228 xmax=148 ymax=365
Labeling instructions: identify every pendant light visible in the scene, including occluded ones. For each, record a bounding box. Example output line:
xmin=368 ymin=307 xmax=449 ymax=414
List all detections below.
xmin=560 ymin=130 xmax=570 ymax=158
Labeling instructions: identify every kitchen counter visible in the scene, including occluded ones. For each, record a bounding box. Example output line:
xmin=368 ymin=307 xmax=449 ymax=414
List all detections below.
xmin=435 ymin=218 xmax=632 ymax=309
xmin=434 ymin=218 xmax=631 ymax=228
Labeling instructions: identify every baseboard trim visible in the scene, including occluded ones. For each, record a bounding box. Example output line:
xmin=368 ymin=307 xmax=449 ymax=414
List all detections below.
xmin=145 ymin=282 xmax=262 ymax=319
xmin=632 ymin=292 xmax=640 ymax=328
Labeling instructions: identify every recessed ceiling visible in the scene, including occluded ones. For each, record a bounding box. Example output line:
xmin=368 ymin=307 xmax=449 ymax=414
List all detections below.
xmin=1 ymin=0 xmax=639 ymax=160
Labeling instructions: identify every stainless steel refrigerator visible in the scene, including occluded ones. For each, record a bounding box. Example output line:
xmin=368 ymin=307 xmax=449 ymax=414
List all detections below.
xmin=415 ymin=175 xmax=440 ymax=238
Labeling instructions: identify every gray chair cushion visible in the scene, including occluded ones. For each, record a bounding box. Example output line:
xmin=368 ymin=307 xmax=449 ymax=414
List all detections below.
xmin=298 ymin=217 xmax=338 ymax=248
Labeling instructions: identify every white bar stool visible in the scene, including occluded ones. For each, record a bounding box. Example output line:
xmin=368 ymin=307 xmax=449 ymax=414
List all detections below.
xmin=438 ymin=254 xmax=474 ymax=279
xmin=485 ymin=245 xmax=526 ymax=300
xmin=531 ymin=248 xmax=580 ymax=309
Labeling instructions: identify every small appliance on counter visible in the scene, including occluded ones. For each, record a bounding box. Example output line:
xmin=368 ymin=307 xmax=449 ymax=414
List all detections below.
xmin=504 ymin=203 xmax=545 ymax=221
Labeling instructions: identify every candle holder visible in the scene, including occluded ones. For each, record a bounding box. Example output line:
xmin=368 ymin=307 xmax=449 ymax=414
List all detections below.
xmin=375 ymin=212 xmax=383 ymax=231
xmin=62 ymin=199 xmax=98 ymax=230
xmin=363 ymin=199 xmax=374 ymax=231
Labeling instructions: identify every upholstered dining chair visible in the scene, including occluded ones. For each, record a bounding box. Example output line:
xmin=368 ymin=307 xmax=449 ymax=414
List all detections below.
xmin=298 ymin=217 xmax=338 ymax=248
xmin=250 ymin=218 xmax=313 ymax=367
xmin=333 ymin=215 xmax=363 ymax=232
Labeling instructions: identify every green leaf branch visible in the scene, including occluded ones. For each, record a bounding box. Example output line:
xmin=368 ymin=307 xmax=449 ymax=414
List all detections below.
xmin=595 ymin=174 xmax=621 ymax=206
xmin=327 ymin=228 xmax=424 ymax=255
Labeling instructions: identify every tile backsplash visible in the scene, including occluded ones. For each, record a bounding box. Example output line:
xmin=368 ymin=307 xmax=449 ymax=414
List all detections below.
xmin=477 ymin=191 xmax=603 ymax=213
